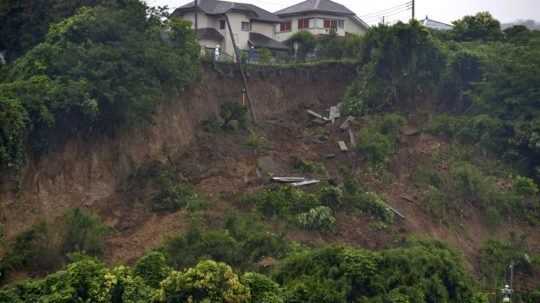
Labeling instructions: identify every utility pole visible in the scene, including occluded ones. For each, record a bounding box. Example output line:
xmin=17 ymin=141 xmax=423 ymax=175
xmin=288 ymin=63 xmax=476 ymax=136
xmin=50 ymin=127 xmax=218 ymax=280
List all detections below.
xmin=224 ymin=14 xmax=257 ymax=124
xmin=194 ymin=0 xmax=199 ymax=31
xmin=412 ymin=0 xmax=415 ymax=20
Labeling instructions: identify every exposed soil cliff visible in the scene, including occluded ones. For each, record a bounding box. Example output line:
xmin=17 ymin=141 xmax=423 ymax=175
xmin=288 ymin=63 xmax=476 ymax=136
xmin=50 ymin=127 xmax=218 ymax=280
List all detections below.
xmin=0 ymin=62 xmax=357 ymax=243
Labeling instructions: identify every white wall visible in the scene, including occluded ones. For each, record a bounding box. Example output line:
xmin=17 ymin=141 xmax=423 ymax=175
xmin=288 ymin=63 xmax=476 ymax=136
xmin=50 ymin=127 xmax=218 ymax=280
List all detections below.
xmin=251 ymin=21 xmax=276 ymax=39
xmin=275 ymin=14 xmax=366 ymax=41
xmin=176 ymin=11 xmax=281 ymax=60
xmin=344 ymin=17 xmax=367 ymax=36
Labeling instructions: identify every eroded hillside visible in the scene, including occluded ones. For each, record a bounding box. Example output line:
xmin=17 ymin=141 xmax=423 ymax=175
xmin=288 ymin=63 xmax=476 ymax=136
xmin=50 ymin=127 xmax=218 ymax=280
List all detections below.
xmin=2 ymin=62 xmax=539 ymax=282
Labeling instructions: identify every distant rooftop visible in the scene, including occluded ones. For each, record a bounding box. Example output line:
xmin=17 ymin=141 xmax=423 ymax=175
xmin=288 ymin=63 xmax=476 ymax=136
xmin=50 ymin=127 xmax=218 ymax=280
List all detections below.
xmin=421 ymin=16 xmax=453 ymax=31
xmin=275 ymin=0 xmax=355 ymax=17
xmin=173 ymin=0 xmax=281 ymax=23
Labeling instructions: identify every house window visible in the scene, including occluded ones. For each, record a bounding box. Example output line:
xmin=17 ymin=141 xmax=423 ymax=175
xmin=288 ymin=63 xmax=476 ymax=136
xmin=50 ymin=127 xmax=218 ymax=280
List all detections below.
xmin=338 ymin=20 xmax=345 ymax=29
xmin=280 ymin=21 xmax=292 ymax=32
xmin=324 ymin=19 xmax=337 ymax=29
xmin=219 ymin=20 xmax=226 ymax=30
xmin=298 ymin=18 xmax=310 ymax=29
xmin=241 ymin=22 xmax=251 ymax=32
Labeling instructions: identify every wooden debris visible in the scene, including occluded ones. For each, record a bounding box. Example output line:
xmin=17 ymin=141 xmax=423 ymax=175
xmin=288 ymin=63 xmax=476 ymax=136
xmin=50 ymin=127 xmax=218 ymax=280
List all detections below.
xmin=401 ymin=194 xmax=416 ymax=203
xmin=307 ymin=110 xmax=329 ymax=121
xmin=291 ymin=180 xmax=321 ymax=187
xmin=272 ymin=177 xmax=306 ymax=183
xmin=311 ymin=118 xmax=329 ymax=126
xmin=339 ymin=116 xmax=355 ymax=131
xmin=338 ymin=141 xmax=348 ymax=152
xmin=329 ymin=106 xmax=341 ymax=124
xmin=385 ymin=204 xmax=406 ymax=219
xmin=348 ymin=128 xmax=357 ymax=147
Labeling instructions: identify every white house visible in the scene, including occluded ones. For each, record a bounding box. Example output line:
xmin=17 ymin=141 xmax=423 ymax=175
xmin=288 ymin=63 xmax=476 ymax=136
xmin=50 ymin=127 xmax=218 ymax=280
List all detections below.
xmin=172 ymin=0 xmax=287 ymax=59
xmin=274 ymin=0 xmax=369 ymax=41
xmin=421 ymin=16 xmax=453 ymax=31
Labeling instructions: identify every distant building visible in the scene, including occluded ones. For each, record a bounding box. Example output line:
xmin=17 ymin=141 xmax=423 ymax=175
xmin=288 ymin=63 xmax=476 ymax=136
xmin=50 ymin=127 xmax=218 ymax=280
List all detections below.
xmin=421 ymin=16 xmax=453 ymax=31
xmin=172 ymin=0 xmax=287 ymax=60
xmin=274 ymin=0 xmax=369 ymax=41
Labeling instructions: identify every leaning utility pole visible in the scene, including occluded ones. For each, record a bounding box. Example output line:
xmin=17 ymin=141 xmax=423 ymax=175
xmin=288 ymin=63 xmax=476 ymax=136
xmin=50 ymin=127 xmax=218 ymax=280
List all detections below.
xmin=194 ymin=0 xmax=199 ymax=31
xmin=224 ymin=14 xmax=257 ymax=123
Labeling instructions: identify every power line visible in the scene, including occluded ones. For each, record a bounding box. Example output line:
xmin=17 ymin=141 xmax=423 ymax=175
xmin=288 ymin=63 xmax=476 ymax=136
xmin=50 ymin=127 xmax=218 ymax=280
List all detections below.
xmin=362 ymin=7 xmax=411 ymax=21
xmin=362 ymin=8 xmax=412 ymax=23
xmin=360 ymin=1 xmax=412 ymax=18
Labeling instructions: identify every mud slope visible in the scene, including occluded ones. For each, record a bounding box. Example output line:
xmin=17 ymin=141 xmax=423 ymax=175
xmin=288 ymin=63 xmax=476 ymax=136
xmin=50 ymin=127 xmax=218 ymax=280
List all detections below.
xmin=0 ymin=62 xmax=357 ymax=240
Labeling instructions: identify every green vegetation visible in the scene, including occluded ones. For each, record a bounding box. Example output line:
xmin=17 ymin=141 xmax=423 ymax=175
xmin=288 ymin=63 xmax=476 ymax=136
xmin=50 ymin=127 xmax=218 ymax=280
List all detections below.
xmin=414 ymin=150 xmax=540 ymax=225
xmin=296 ymin=206 xmax=336 ymax=232
xmin=0 ymin=209 xmax=108 ymax=282
xmin=163 ymin=215 xmax=289 ymax=270
xmin=0 ymin=0 xmax=199 ymax=171
xmin=220 ymin=102 xmax=248 ymax=130
xmin=156 ymin=260 xmax=251 ymax=303
xmin=342 ymin=21 xmax=444 ymax=116
xmin=258 ymin=48 xmax=273 ymax=64
xmin=243 ymin=183 xmax=395 ymax=229
xmin=0 ymin=238 xmax=490 ymax=303
xmin=126 ymin=162 xmax=206 ymax=213
xmin=286 ymin=31 xmax=362 ymax=61
xmin=356 ymin=114 xmax=405 ymax=166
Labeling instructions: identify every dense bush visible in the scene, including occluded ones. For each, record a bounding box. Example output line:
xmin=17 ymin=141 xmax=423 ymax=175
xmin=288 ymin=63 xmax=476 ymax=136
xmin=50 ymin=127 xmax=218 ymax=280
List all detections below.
xmin=241 ymin=272 xmax=284 ymax=303
xmin=220 ymin=102 xmax=248 ymax=130
xmin=477 ymin=235 xmax=540 ymax=301
xmin=343 ymin=21 xmax=445 ymax=115
xmin=356 ymin=114 xmax=405 ymax=166
xmin=164 ymin=215 xmax=289 ymax=270
xmin=274 ymin=241 xmax=481 ymax=303
xmin=243 ymin=186 xmax=320 ymax=219
xmin=286 ymin=32 xmax=317 ymax=61
xmin=344 ymin=191 xmax=395 ymax=224
xmin=61 ymin=208 xmax=108 ymax=256
xmin=156 ymin=260 xmax=251 ymax=303
xmin=0 ymin=209 xmax=108 ymax=280
xmin=0 ymin=239 xmax=488 ymax=302
xmin=0 ymin=257 xmax=154 ymax=302
xmin=296 ymin=206 xmax=336 ymax=232
xmin=134 ymin=251 xmax=171 ymax=288
xmin=0 ymin=0 xmax=199 ymax=171
xmin=451 ymin=12 xmax=504 ymax=42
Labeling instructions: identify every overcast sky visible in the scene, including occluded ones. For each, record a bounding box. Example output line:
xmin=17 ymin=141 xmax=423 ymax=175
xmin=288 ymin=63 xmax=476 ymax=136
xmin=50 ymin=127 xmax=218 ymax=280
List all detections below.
xmin=144 ymin=0 xmax=540 ymax=25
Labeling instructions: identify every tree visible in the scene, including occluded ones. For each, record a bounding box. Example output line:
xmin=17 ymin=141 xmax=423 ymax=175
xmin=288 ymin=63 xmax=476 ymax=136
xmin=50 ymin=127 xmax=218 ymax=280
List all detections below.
xmin=287 ymin=31 xmax=316 ymax=61
xmin=343 ymin=21 xmax=445 ymax=115
xmin=451 ymin=12 xmax=503 ymax=41
xmin=0 ymin=0 xmax=200 ymax=171
xmin=156 ymin=260 xmax=251 ymax=303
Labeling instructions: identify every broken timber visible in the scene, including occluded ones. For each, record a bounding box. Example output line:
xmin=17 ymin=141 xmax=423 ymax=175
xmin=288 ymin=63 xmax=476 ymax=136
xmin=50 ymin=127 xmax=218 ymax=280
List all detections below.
xmin=307 ymin=110 xmax=330 ymax=122
xmin=291 ymin=180 xmax=321 ymax=187
xmin=338 ymin=141 xmax=348 ymax=152
xmin=272 ymin=177 xmax=306 ymax=183
xmin=348 ymin=128 xmax=356 ymax=147
xmin=339 ymin=116 xmax=355 ymax=131
xmin=385 ymin=204 xmax=406 ymax=219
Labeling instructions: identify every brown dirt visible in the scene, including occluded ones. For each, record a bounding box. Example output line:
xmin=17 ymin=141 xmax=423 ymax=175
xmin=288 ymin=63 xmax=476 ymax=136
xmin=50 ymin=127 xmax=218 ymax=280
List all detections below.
xmin=1 ymin=62 xmax=539 ymax=288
